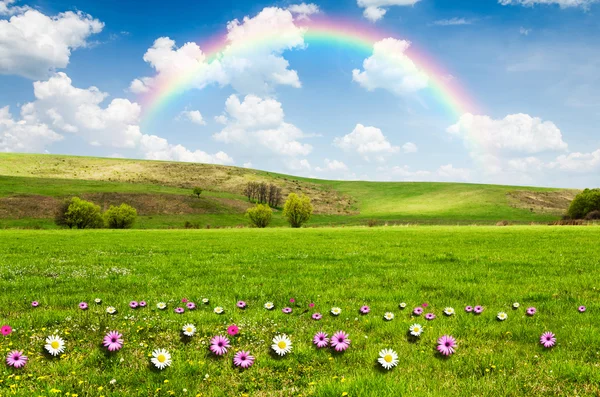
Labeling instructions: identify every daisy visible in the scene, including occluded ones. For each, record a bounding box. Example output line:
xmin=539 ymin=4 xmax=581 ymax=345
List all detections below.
xmin=174 ymin=307 xmax=184 ymax=314
xmin=209 ymin=335 xmax=230 ymax=356
xmin=31 ymin=301 xmax=39 ymax=307
xmin=157 ymin=302 xmax=167 ymax=310
xmin=182 ymin=324 xmax=196 ymax=337
xmin=79 ymin=302 xmax=88 ymax=310
xmin=526 ymin=307 xmax=536 ymax=316
xmin=103 ymin=331 xmax=123 ymax=351
xmin=129 ymin=301 xmax=138 ymax=309
xmin=202 ymin=298 xmax=209 ymax=304
xmin=151 ymin=348 xmax=171 ymax=370
xmin=413 ymin=307 xmax=423 ymax=316
xmin=94 ymin=298 xmax=102 ymax=304
xmin=6 ymin=350 xmax=27 ymax=368
xmin=331 ymin=307 xmax=342 ymax=316
xmin=540 ymin=332 xmax=556 ymax=348
xmin=409 ymin=324 xmax=423 ymax=337
xmin=186 ymin=302 xmax=196 ymax=310
xmin=181 ymin=298 xmax=188 ymax=303
xmin=378 ymin=349 xmax=398 ymax=370
xmin=313 ymin=332 xmax=329 ymax=348
xmin=237 ymin=301 xmax=247 ymax=309
xmin=45 ymin=335 xmax=65 ymax=356
xmin=227 ymin=325 xmax=239 ymax=336
xmin=1 ymin=325 xmax=12 ymax=336
xmin=383 ymin=312 xmax=394 ymax=321
xmin=233 ymin=351 xmax=255 ymax=369
xmin=330 ymin=331 xmax=350 ymax=352
xmin=282 ymin=307 xmax=292 ymax=314
xmin=437 ymin=335 xmax=457 ymax=356
xmin=214 ymin=306 xmax=224 ymax=314
xmin=399 ymin=302 xmax=407 ymax=309
xmin=465 ymin=306 xmax=473 ymax=313
xmin=425 ymin=313 xmax=436 ymax=321
xmin=106 ymin=306 xmax=117 ymax=315
xmin=264 ymin=302 xmax=274 ymax=310
xmin=513 ymin=302 xmax=520 ymax=309
xmin=474 ymin=306 xmax=484 ymax=314
xmin=309 ymin=303 xmax=315 ymax=308
xmin=578 ymin=306 xmax=586 ymax=313
xmin=289 ymin=298 xmax=295 ymax=303
xmin=139 ymin=301 xmax=147 ymax=307
xmin=272 ymin=334 xmax=292 ymax=356
xmin=312 ymin=312 xmax=322 ymax=320
xmin=444 ymin=307 xmax=455 ymax=316
xmin=360 ymin=305 xmax=370 ymax=314
xmin=497 ymin=312 xmax=508 ymax=321
xmin=422 ymin=302 xmax=429 ymax=307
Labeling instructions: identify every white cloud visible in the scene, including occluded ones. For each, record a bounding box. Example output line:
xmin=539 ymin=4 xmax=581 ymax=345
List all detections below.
xmin=507 ymin=156 xmax=544 ymax=172
xmin=499 ymin=0 xmax=599 ymax=9
xmin=0 ymin=105 xmax=63 ymax=152
xmin=334 ymin=124 xmax=399 ymax=160
xmin=0 ymin=7 xmax=103 ymax=79
xmin=0 ymin=0 xmax=29 ymax=15
xmin=288 ymin=3 xmax=320 ymax=20
xmin=316 ymin=159 xmax=348 ymax=172
xmin=447 ymin=113 xmax=568 ymax=154
xmin=177 ymin=110 xmax=206 ymax=125
xmin=286 ymin=158 xmax=312 ymax=171
xmin=432 ymin=18 xmax=474 ymax=26
xmin=213 ymin=94 xmax=312 ymax=157
xmin=357 ymin=0 xmax=421 ymax=22
xmin=550 ymin=149 xmax=600 ymax=172
xmin=140 ymin=134 xmax=233 ymax=164
xmin=519 ymin=27 xmax=532 ymax=35
xmin=375 ymin=164 xmax=471 ymax=182
xmin=436 ymin=164 xmax=471 ymax=181
xmin=243 ymin=161 xmax=253 ymax=168
xmin=352 ymin=38 xmax=429 ymax=96
xmin=214 ymin=115 xmax=228 ymax=125
xmin=402 ymin=142 xmax=418 ymax=153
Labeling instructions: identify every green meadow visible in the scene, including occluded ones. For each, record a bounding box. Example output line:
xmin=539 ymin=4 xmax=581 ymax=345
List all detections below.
xmin=1 ymin=226 xmax=599 ymax=396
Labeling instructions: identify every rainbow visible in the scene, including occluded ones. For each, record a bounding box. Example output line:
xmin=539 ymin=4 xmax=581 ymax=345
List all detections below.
xmin=139 ymin=16 xmax=479 ymax=124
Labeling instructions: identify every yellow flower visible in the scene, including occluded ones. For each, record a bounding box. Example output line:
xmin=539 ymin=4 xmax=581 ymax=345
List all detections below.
xmin=342 ymin=393 xmax=349 ymax=396
xmin=98 ymin=386 xmax=103 ymax=391
xmin=164 ymin=379 xmax=169 ymax=383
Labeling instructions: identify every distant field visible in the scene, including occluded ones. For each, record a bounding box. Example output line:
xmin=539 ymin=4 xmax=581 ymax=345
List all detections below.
xmin=0 ymin=226 xmax=599 ymax=396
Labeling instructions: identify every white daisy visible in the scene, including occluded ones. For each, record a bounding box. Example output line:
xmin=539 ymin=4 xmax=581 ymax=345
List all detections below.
xmin=271 ymin=334 xmax=292 ymax=356
xmin=151 ymin=348 xmax=172 ymax=370
xmin=513 ymin=302 xmax=520 ymax=308
xmin=106 ymin=306 xmax=117 ymax=314
xmin=182 ymin=324 xmax=196 ymax=337
xmin=378 ymin=348 xmax=399 ymax=370
xmin=157 ymin=302 xmax=167 ymax=310
xmin=94 ymin=298 xmax=102 ymax=304
xmin=399 ymin=302 xmax=407 ymax=309
xmin=202 ymin=298 xmax=209 ymax=304
xmin=383 ymin=312 xmax=395 ymax=321
xmin=214 ymin=306 xmax=224 ymax=314
xmin=331 ymin=307 xmax=342 ymax=316
xmin=497 ymin=312 xmax=508 ymax=321
xmin=409 ymin=323 xmax=423 ymax=337
xmin=264 ymin=302 xmax=274 ymax=310
xmin=444 ymin=307 xmax=455 ymax=316
xmin=45 ymin=335 xmax=65 ymax=356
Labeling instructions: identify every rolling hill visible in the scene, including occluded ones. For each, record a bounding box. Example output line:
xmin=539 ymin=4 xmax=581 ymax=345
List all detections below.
xmin=0 ymin=153 xmax=578 ymax=229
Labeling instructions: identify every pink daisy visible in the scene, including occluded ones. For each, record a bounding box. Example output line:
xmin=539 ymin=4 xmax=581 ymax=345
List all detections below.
xmin=237 ymin=301 xmax=247 ymax=309
xmin=174 ymin=307 xmax=184 ymax=314
xmin=312 ymin=313 xmax=322 ymax=320
xmin=413 ymin=307 xmax=423 ymax=316
xmin=289 ymin=298 xmax=295 ymax=303
xmin=181 ymin=298 xmax=188 ymax=303
xmin=186 ymin=302 xmax=196 ymax=310
xmin=129 ymin=301 xmax=138 ymax=309
xmin=282 ymin=307 xmax=292 ymax=314
xmin=578 ymin=306 xmax=586 ymax=313
xmin=313 ymin=332 xmax=329 ymax=348
xmin=79 ymin=302 xmax=88 ymax=310
xmin=425 ymin=313 xmax=436 ymax=321
xmin=360 ymin=305 xmax=370 ymax=314
xmin=309 ymin=303 xmax=315 ymax=308
xmin=209 ymin=335 xmax=230 ymax=356
xmin=31 ymin=301 xmax=39 ymax=307
xmin=422 ymin=302 xmax=429 ymax=307
xmin=526 ymin=307 xmax=536 ymax=316
xmin=103 ymin=331 xmax=124 ymax=352
xmin=437 ymin=335 xmax=457 ymax=356
xmin=139 ymin=301 xmax=147 ymax=307
xmin=474 ymin=305 xmax=484 ymax=314
xmin=540 ymin=332 xmax=556 ymax=348
xmin=233 ymin=351 xmax=254 ymax=368
xmin=465 ymin=306 xmax=473 ymax=313
xmin=227 ymin=325 xmax=239 ymax=336
xmin=6 ymin=350 xmax=27 ymax=368
xmin=330 ymin=331 xmax=350 ymax=352
xmin=1 ymin=325 xmax=12 ymax=336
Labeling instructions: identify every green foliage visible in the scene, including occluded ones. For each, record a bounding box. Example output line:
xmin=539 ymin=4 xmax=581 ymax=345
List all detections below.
xmin=54 ymin=199 xmax=75 ymax=229
xmin=104 ymin=203 xmax=138 ymax=229
xmin=58 ymin=197 xmax=103 ymax=229
xmin=192 ymin=187 xmax=203 ymax=198
xmin=246 ymin=203 xmax=273 ymax=228
xmin=567 ymin=188 xmax=600 ymax=219
xmin=283 ymin=193 xmax=313 ymax=228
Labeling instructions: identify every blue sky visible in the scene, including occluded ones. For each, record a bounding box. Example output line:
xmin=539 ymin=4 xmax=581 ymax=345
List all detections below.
xmin=1 ymin=0 xmax=599 ymax=188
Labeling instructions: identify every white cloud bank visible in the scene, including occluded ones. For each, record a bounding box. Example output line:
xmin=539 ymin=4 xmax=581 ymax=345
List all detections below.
xmin=357 ymin=0 xmax=421 ymax=22
xmin=499 ymin=0 xmax=599 ymax=9
xmin=334 ymin=124 xmax=400 ymax=161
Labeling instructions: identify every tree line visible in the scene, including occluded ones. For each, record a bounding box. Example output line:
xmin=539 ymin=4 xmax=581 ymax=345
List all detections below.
xmin=243 ymin=182 xmax=282 ymax=208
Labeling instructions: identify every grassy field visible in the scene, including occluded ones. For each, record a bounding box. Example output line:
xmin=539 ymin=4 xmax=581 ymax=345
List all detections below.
xmin=1 ymin=226 xmax=599 ymax=396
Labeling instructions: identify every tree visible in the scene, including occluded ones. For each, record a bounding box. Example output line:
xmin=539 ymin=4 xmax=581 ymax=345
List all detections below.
xmin=55 ymin=199 xmax=75 ymax=229
xmin=104 ymin=203 xmax=138 ymax=229
xmin=56 ymin=197 xmax=103 ymax=229
xmin=283 ymin=193 xmax=313 ymax=228
xmin=246 ymin=204 xmax=273 ymax=228
xmin=192 ymin=187 xmax=203 ymax=198
xmin=567 ymin=188 xmax=600 ymax=219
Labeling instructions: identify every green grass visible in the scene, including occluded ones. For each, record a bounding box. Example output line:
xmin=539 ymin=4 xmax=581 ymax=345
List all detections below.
xmin=1 ymin=226 xmax=599 ymax=396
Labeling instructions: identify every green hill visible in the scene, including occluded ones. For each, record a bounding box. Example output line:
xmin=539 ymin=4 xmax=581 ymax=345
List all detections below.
xmin=0 ymin=153 xmax=578 ymax=229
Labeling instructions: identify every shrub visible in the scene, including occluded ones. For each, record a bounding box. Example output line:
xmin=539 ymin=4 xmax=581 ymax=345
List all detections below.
xmin=567 ymin=188 xmax=600 ymax=219
xmin=184 ymin=221 xmax=200 ymax=229
xmin=193 ymin=187 xmax=203 ymax=198
xmin=496 ymin=220 xmax=509 ymax=226
xmin=104 ymin=203 xmax=137 ymax=229
xmin=56 ymin=197 xmax=103 ymax=229
xmin=55 ymin=199 xmax=75 ymax=229
xmin=283 ymin=193 xmax=313 ymax=228
xmin=585 ymin=210 xmax=600 ymax=220
xmin=367 ymin=219 xmax=378 ymax=227
xmin=246 ymin=204 xmax=273 ymax=228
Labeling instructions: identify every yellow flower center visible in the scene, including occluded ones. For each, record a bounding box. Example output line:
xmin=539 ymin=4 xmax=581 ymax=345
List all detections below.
xmin=384 ymin=354 xmax=393 ymax=363
xmin=157 ymin=354 xmax=166 ymax=363
xmin=414 ymin=327 xmax=420 ymax=332
xmin=51 ymin=341 xmax=59 ymax=349
xmin=186 ymin=327 xmax=192 ymax=332
xmin=278 ymin=341 xmax=287 ymax=349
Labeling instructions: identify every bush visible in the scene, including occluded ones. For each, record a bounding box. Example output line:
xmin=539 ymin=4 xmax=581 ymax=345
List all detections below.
xmin=184 ymin=221 xmax=200 ymax=229
xmin=55 ymin=197 xmax=103 ymax=229
xmin=567 ymin=188 xmax=600 ymax=219
xmin=283 ymin=193 xmax=313 ymax=228
xmin=367 ymin=219 xmax=378 ymax=227
xmin=246 ymin=204 xmax=273 ymax=228
xmin=585 ymin=210 xmax=600 ymax=220
xmin=192 ymin=187 xmax=203 ymax=198
xmin=104 ymin=203 xmax=137 ymax=229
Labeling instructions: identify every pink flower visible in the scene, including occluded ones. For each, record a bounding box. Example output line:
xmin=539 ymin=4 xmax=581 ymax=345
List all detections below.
xmin=209 ymin=335 xmax=230 ymax=356
xmin=227 ymin=325 xmax=239 ymax=336
xmin=174 ymin=307 xmax=184 ymax=314
xmin=540 ymin=332 xmax=556 ymax=348
xmin=465 ymin=306 xmax=473 ymax=313
xmin=473 ymin=306 xmax=484 ymax=314
xmin=1 ymin=325 xmax=12 ymax=336
xmin=139 ymin=301 xmax=147 ymax=307
xmin=578 ymin=306 xmax=586 ymax=313
xmin=437 ymin=335 xmax=457 ymax=356
xmin=360 ymin=306 xmax=370 ymax=314
xmin=312 ymin=313 xmax=322 ymax=320
xmin=330 ymin=331 xmax=350 ymax=352
xmin=79 ymin=302 xmax=88 ymax=310
xmin=237 ymin=301 xmax=247 ymax=309
xmin=289 ymin=298 xmax=295 ymax=303
xmin=129 ymin=301 xmax=138 ymax=309
xmin=313 ymin=332 xmax=329 ymax=348
xmin=413 ymin=307 xmax=423 ymax=316
xmin=6 ymin=350 xmax=27 ymax=368
xmin=421 ymin=303 xmax=429 ymax=308
xmin=186 ymin=302 xmax=196 ymax=310
xmin=181 ymin=298 xmax=188 ymax=303
xmin=526 ymin=307 xmax=536 ymax=316
xmin=309 ymin=303 xmax=315 ymax=308
xmin=425 ymin=313 xmax=436 ymax=321
xmin=233 ymin=350 xmax=254 ymax=368
xmin=31 ymin=301 xmax=39 ymax=307
xmin=282 ymin=307 xmax=292 ymax=314
xmin=103 ymin=331 xmax=123 ymax=352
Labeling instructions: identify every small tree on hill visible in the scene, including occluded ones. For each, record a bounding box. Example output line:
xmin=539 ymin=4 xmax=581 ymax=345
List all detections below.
xmin=104 ymin=203 xmax=138 ymax=229
xmin=283 ymin=193 xmax=313 ymax=228
xmin=56 ymin=197 xmax=103 ymax=229
xmin=246 ymin=204 xmax=272 ymax=228
xmin=567 ymin=188 xmax=600 ymax=219
xmin=193 ymin=187 xmax=203 ymax=198
xmin=55 ymin=199 xmax=75 ymax=229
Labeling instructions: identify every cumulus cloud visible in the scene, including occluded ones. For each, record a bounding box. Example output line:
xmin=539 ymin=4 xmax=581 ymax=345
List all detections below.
xmin=213 ymin=94 xmax=312 ymax=157
xmin=402 ymin=142 xmax=418 ymax=153
xmin=139 ymin=134 xmax=233 ymax=164
xmin=550 ymin=149 xmax=600 ymax=172
xmin=376 ymin=163 xmax=471 ymax=182
xmin=288 ymin=3 xmax=320 ymax=20
xmin=357 ymin=0 xmax=421 ymax=22
xmin=352 ymin=38 xmax=429 ymax=96
xmin=0 ymin=6 xmax=104 ymax=79
xmin=315 ymin=159 xmax=348 ymax=172
xmin=0 ymin=105 xmax=63 ymax=152
xmin=334 ymin=124 xmax=399 ymax=161
xmin=499 ymin=0 xmax=599 ymax=9
xmin=177 ymin=110 xmax=206 ymax=125
xmin=436 ymin=164 xmax=471 ymax=181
